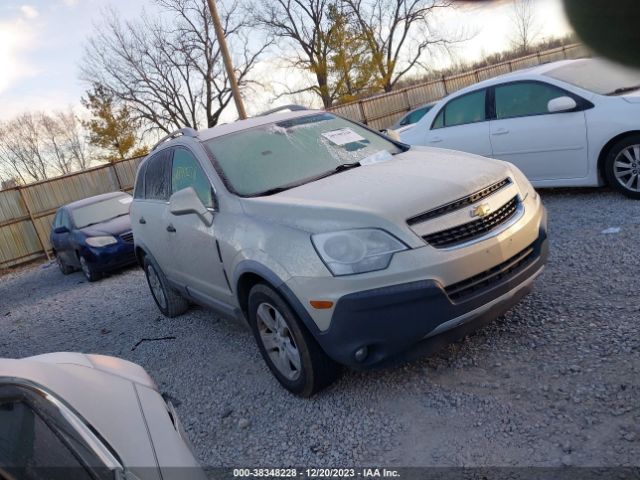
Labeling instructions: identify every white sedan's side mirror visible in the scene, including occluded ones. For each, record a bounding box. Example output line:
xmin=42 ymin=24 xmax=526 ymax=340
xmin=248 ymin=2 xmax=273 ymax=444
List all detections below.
xmin=384 ymin=129 xmax=402 ymax=142
xmin=548 ymin=96 xmax=578 ymax=113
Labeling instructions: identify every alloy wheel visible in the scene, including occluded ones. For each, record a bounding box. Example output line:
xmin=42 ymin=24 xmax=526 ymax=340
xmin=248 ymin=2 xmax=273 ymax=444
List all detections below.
xmin=147 ymin=264 xmax=167 ymax=309
xmin=614 ymin=144 xmax=640 ymax=192
xmin=256 ymin=302 xmax=302 ymax=381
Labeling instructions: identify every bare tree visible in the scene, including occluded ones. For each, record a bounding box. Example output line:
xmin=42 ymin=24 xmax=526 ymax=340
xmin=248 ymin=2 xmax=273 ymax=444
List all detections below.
xmin=255 ymin=0 xmax=341 ymax=108
xmin=0 ymin=114 xmax=49 ymax=182
xmin=40 ymin=113 xmax=74 ymax=176
xmin=81 ymin=0 xmax=268 ymax=133
xmin=510 ymin=0 xmax=540 ymax=53
xmin=343 ymin=0 xmax=456 ymax=92
xmin=0 ymin=109 xmax=92 ymax=184
xmin=57 ymin=110 xmax=90 ymax=170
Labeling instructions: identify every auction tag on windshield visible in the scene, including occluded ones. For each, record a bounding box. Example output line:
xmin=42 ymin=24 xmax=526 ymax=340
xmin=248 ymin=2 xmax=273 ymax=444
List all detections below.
xmin=321 ymin=128 xmax=365 ymax=146
xmin=119 ymin=197 xmax=133 ymax=205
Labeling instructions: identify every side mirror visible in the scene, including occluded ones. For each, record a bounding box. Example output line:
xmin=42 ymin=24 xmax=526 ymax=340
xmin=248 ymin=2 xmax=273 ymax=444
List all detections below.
xmin=548 ymin=96 xmax=578 ymax=113
xmin=169 ymin=187 xmax=214 ymax=226
xmin=385 ymin=129 xmax=402 ymax=142
xmin=53 ymin=226 xmax=69 ymax=234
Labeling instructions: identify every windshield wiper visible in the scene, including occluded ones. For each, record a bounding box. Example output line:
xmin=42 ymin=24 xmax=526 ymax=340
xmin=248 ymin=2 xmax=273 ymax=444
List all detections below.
xmin=255 ymin=162 xmax=362 ymax=196
xmin=256 ymin=186 xmax=292 ymax=196
xmin=607 ymin=85 xmax=640 ymax=95
xmin=81 ymin=213 xmax=128 ymax=228
xmin=333 ymin=162 xmax=362 ymax=172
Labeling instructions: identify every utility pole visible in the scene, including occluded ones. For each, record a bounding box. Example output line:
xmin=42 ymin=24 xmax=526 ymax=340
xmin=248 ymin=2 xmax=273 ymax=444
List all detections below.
xmin=206 ymin=0 xmax=248 ymax=120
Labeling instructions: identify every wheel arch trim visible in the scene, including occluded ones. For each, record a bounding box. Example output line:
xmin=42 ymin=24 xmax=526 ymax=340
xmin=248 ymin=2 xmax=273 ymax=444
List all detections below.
xmin=233 ymin=261 xmax=322 ymax=335
xmin=598 ymin=130 xmax=640 ymax=183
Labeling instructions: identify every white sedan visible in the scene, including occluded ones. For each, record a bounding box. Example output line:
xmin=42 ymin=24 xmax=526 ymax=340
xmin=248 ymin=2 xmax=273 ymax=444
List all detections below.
xmin=400 ymin=58 xmax=640 ymax=198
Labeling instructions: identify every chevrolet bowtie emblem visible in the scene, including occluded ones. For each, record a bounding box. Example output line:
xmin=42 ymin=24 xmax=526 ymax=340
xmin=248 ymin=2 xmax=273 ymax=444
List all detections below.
xmin=472 ymin=203 xmax=492 ymax=218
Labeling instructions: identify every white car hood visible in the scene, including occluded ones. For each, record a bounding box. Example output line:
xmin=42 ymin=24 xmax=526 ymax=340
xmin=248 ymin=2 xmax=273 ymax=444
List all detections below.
xmin=622 ymin=90 xmax=640 ymax=103
xmin=241 ymin=147 xmax=512 ymax=245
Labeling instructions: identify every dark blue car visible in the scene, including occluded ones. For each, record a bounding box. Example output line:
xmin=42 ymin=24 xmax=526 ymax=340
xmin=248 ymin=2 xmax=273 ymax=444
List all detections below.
xmin=50 ymin=192 xmax=136 ymax=281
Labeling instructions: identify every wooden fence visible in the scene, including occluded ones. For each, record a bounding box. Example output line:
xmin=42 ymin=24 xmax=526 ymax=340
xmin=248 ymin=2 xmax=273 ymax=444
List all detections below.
xmin=0 ymin=156 xmax=144 ymax=269
xmin=0 ymin=43 xmax=590 ymax=269
xmin=327 ymin=43 xmax=590 ymax=130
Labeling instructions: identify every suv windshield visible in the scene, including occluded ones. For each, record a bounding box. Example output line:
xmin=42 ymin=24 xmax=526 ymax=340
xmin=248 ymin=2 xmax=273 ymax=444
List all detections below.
xmin=545 ymin=58 xmax=640 ymax=96
xmin=71 ymin=195 xmax=132 ymax=228
xmin=204 ymin=113 xmax=403 ymax=196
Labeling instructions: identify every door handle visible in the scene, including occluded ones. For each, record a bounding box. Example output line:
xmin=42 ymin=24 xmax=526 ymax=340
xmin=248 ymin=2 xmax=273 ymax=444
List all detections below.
xmin=492 ymin=128 xmax=509 ymax=135
xmin=166 ymin=224 xmax=176 ymax=233
xmin=139 ymin=217 xmax=146 ymax=224
xmin=429 ymin=136 xmax=443 ymax=143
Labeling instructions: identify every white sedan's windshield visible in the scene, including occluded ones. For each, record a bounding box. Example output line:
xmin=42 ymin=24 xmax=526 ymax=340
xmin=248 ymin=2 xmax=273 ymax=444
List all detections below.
xmin=545 ymin=58 xmax=640 ymax=95
xmin=204 ymin=113 xmax=402 ymax=196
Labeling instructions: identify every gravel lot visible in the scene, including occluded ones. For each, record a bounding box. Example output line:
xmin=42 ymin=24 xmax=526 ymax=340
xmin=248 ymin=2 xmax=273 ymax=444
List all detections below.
xmin=0 ymin=188 xmax=638 ymax=468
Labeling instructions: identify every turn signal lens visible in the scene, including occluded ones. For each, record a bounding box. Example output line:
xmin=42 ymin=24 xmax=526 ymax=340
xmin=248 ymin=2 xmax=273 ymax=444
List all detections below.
xmin=310 ymin=300 xmax=334 ymax=310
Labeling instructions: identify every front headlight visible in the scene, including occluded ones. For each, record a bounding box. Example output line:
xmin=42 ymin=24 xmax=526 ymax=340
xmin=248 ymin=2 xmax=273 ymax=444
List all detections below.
xmin=312 ymin=229 xmax=408 ymax=276
xmin=86 ymin=236 xmax=118 ymax=247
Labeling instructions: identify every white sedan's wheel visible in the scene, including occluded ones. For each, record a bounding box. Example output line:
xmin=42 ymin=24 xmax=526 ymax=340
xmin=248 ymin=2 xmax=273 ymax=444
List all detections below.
xmin=613 ymin=145 xmax=640 ymax=193
xmin=605 ymin=134 xmax=640 ymax=199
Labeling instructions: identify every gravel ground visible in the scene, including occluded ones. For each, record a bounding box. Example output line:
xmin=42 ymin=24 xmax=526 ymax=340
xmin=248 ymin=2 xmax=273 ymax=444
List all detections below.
xmin=0 ymin=187 xmax=638 ymax=467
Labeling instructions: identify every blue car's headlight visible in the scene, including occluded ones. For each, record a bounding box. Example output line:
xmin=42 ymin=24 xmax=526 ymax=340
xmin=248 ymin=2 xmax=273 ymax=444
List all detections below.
xmin=86 ymin=236 xmax=118 ymax=247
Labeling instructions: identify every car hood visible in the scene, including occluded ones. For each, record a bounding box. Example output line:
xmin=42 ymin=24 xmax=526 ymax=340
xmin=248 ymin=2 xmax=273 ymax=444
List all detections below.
xmin=79 ymin=214 xmax=131 ymax=237
xmin=240 ymin=147 xmax=513 ymax=246
xmin=622 ymin=90 xmax=640 ymax=103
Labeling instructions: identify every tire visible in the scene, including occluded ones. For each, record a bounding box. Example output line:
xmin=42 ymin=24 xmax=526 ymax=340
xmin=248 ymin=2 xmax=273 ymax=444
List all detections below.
xmin=604 ymin=134 xmax=640 ymax=199
xmin=247 ymin=284 xmax=339 ymax=397
xmin=56 ymin=253 xmax=73 ymax=275
xmin=79 ymin=255 xmax=101 ymax=282
xmin=143 ymin=256 xmax=188 ymax=317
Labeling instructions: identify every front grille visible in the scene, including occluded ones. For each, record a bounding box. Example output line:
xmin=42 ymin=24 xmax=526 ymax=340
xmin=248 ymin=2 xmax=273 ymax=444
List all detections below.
xmin=445 ymin=243 xmax=536 ymax=302
xmin=120 ymin=231 xmax=134 ymax=243
xmin=424 ymin=196 xmax=519 ymax=248
xmin=407 ymin=178 xmax=511 ymax=226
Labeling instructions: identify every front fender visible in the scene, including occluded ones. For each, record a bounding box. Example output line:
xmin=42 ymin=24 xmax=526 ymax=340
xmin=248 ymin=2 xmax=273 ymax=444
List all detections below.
xmin=231 ymin=256 xmax=322 ymax=337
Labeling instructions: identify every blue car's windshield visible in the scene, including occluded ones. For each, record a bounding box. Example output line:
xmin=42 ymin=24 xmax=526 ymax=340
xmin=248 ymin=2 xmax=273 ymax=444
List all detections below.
xmin=71 ymin=195 xmax=132 ymax=229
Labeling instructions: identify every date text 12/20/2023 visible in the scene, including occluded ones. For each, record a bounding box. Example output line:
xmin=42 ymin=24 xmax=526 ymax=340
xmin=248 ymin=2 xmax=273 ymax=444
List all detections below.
xmin=232 ymin=468 xmax=401 ymax=478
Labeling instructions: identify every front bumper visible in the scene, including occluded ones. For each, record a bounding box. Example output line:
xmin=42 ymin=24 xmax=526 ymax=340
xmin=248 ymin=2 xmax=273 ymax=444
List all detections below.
xmin=311 ymin=218 xmax=548 ymax=368
xmin=81 ymin=242 xmax=136 ymax=273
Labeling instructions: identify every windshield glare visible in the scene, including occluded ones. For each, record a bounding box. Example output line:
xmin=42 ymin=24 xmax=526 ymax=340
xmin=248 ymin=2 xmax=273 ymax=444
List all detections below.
xmin=204 ymin=113 xmax=402 ymax=196
xmin=545 ymin=58 xmax=640 ymax=95
xmin=72 ymin=195 xmax=132 ymax=228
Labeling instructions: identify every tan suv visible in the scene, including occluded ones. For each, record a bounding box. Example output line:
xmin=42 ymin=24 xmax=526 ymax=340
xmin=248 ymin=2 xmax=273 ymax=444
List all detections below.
xmin=131 ymin=108 xmax=548 ymax=397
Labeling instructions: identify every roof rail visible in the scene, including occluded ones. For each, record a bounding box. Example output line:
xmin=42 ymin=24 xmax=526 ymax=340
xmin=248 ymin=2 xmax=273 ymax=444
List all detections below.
xmin=257 ymin=104 xmax=310 ymax=117
xmin=152 ymin=127 xmax=198 ymax=151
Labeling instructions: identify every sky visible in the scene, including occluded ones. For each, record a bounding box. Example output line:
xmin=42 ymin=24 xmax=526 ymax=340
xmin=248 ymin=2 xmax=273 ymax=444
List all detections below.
xmin=0 ymin=0 xmax=573 ymax=122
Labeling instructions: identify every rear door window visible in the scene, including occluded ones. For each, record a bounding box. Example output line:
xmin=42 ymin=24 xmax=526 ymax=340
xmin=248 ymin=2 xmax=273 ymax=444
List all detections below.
xmin=133 ymin=162 xmax=146 ymax=199
xmin=432 ymin=89 xmax=487 ymax=129
xmin=144 ymin=150 xmax=172 ymax=201
xmin=61 ymin=210 xmax=73 ymax=229
xmin=52 ymin=211 xmax=62 ymax=229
